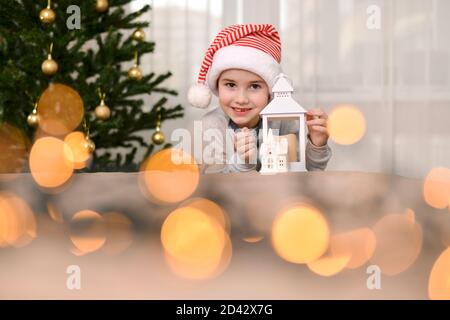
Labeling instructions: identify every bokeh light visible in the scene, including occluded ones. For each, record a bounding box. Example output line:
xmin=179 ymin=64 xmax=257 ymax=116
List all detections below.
xmin=307 ymin=252 xmax=352 ymax=277
xmin=64 ymin=131 xmax=91 ymax=169
xmin=179 ymin=198 xmax=230 ymax=235
xmin=0 ymin=192 xmax=36 ymax=248
xmin=70 ymin=210 xmax=106 ymax=254
xmin=37 ymin=83 xmax=84 ymax=136
xmin=29 ymin=137 xmax=74 ymax=188
xmin=140 ymin=148 xmax=199 ymax=204
xmin=272 ymin=205 xmax=330 ymax=264
xmin=161 ymin=207 xmax=231 ymax=280
xmin=102 ymin=212 xmax=133 ymax=255
xmin=47 ymin=202 xmax=64 ymax=223
xmin=0 ymin=122 xmax=28 ymax=174
xmin=243 ymin=236 xmax=264 ymax=243
xmin=327 ymin=105 xmax=366 ymax=145
xmin=70 ymin=246 xmax=87 ymax=257
xmin=370 ymin=210 xmax=422 ymax=276
xmin=330 ymin=228 xmax=376 ymax=269
xmin=423 ymin=167 xmax=450 ymax=209
xmin=428 ymin=247 xmax=450 ymax=300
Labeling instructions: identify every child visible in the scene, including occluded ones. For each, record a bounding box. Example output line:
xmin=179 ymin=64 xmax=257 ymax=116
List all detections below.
xmin=187 ymin=24 xmax=331 ymax=174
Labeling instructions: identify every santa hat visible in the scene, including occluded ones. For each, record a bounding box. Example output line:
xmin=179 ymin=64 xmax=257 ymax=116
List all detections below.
xmin=188 ymin=24 xmax=282 ymax=108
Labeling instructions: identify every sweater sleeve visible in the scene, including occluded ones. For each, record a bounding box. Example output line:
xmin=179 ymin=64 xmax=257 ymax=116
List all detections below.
xmin=278 ymin=119 xmax=332 ymax=171
xmin=305 ymin=134 xmax=332 ymax=171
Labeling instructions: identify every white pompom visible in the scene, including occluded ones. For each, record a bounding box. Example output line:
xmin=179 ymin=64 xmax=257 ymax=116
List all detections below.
xmin=187 ymin=83 xmax=212 ymax=108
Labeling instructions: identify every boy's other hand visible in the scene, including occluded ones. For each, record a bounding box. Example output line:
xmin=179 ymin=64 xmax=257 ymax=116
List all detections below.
xmin=235 ymin=127 xmax=257 ymax=164
xmin=306 ymin=108 xmax=329 ymax=147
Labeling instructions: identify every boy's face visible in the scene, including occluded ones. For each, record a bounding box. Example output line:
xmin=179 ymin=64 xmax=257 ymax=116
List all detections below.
xmin=217 ymin=69 xmax=270 ymax=129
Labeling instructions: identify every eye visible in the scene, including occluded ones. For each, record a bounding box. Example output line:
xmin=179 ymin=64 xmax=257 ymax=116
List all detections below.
xmin=224 ymin=82 xmax=236 ymax=88
xmin=250 ymin=84 xmax=261 ymax=90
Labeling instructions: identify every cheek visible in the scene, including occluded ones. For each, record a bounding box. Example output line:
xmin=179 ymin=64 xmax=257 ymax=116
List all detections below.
xmin=252 ymin=92 xmax=269 ymax=108
xmin=218 ymin=90 xmax=233 ymax=105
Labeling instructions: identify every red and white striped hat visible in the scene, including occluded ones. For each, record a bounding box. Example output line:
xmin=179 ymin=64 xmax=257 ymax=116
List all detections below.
xmin=188 ymin=24 xmax=283 ymax=108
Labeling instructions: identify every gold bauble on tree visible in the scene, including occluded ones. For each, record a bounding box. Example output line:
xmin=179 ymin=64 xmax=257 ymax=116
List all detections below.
xmin=152 ymin=130 xmax=165 ymax=145
xmin=84 ymin=136 xmax=96 ymax=153
xmin=128 ymin=50 xmax=142 ymax=80
xmin=95 ymin=96 xmax=111 ymax=121
xmin=152 ymin=108 xmax=165 ymax=145
xmin=96 ymin=0 xmax=109 ymax=13
xmin=40 ymin=8 xmax=56 ymax=24
xmin=41 ymin=56 xmax=58 ymax=75
xmin=132 ymin=28 xmax=146 ymax=42
xmin=27 ymin=105 xmax=40 ymax=128
xmin=42 ymin=43 xmax=58 ymax=76
xmin=40 ymin=1 xmax=55 ymax=24
xmin=128 ymin=65 xmax=142 ymax=81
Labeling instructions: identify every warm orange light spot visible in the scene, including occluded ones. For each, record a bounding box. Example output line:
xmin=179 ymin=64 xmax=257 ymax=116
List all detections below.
xmin=328 ymin=105 xmax=366 ymax=145
xmin=47 ymin=202 xmax=64 ymax=223
xmin=272 ymin=205 xmax=330 ymax=264
xmin=423 ymin=167 xmax=450 ymax=209
xmin=161 ymin=207 xmax=231 ymax=280
xmin=243 ymin=236 xmax=264 ymax=243
xmin=70 ymin=210 xmax=106 ymax=254
xmin=141 ymin=148 xmax=199 ymax=204
xmin=307 ymin=253 xmax=352 ymax=277
xmin=429 ymin=247 xmax=450 ymax=300
xmin=71 ymin=246 xmax=87 ymax=257
xmin=0 ymin=123 xmax=28 ymax=174
xmin=0 ymin=192 xmax=36 ymax=248
xmin=404 ymin=208 xmax=416 ymax=223
xmin=165 ymin=231 xmax=233 ymax=281
xmin=7 ymin=194 xmax=37 ymax=248
xmin=370 ymin=211 xmax=422 ymax=276
xmin=0 ymin=195 xmax=19 ymax=247
xmin=179 ymin=198 xmax=230 ymax=235
xmin=37 ymin=83 xmax=84 ymax=136
xmin=102 ymin=212 xmax=133 ymax=255
xmin=64 ymin=131 xmax=91 ymax=169
xmin=29 ymin=137 xmax=74 ymax=188
xmin=330 ymin=228 xmax=376 ymax=269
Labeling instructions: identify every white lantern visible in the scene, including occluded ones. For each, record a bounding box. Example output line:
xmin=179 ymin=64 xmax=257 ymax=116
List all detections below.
xmin=259 ymin=73 xmax=307 ymax=174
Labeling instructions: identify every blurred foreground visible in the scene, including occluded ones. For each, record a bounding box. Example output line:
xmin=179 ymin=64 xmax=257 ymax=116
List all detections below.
xmin=0 ymin=171 xmax=449 ymax=299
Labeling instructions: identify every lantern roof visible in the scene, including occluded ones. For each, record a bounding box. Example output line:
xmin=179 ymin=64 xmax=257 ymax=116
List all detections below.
xmin=271 ymin=73 xmax=294 ymax=93
xmin=261 ymin=74 xmax=307 ymax=116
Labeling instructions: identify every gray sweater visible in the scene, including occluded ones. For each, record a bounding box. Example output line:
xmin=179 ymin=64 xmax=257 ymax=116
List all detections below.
xmin=197 ymin=107 xmax=332 ymax=174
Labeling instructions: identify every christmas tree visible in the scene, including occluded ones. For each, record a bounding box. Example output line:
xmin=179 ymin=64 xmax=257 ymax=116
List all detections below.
xmin=0 ymin=0 xmax=183 ymax=172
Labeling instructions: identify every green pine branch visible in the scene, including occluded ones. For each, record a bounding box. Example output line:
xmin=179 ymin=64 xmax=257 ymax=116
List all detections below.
xmin=0 ymin=0 xmax=184 ymax=172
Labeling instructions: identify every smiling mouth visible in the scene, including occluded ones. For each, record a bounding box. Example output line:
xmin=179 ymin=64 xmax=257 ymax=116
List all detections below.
xmin=231 ymin=107 xmax=252 ymax=113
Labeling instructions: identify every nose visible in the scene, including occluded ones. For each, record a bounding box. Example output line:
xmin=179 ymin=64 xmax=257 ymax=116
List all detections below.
xmin=235 ymin=89 xmax=249 ymax=105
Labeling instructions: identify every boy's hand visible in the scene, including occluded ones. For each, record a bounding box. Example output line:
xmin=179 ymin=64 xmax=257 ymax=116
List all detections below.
xmin=306 ymin=108 xmax=329 ymax=147
xmin=235 ymin=127 xmax=257 ymax=164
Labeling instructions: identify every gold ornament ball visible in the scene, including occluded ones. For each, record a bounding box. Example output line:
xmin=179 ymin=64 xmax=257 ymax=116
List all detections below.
xmin=84 ymin=138 xmax=96 ymax=153
xmin=132 ymin=28 xmax=146 ymax=42
xmin=152 ymin=131 xmax=165 ymax=145
xmin=41 ymin=58 xmax=58 ymax=75
xmin=39 ymin=8 xmax=56 ymax=24
xmin=128 ymin=66 xmax=142 ymax=80
xmin=96 ymin=0 xmax=109 ymax=13
xmin=95 ymin=104 xmax=111 ymax=120
xmin=27 ymin=113 xmax=40 ymax=128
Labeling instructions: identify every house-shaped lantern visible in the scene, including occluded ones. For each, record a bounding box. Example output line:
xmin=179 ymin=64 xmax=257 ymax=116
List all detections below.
xmin=260 ymin=128 xmax=288 ymax=174
xmin=259 ymin=73 xmax=307 ymax=174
